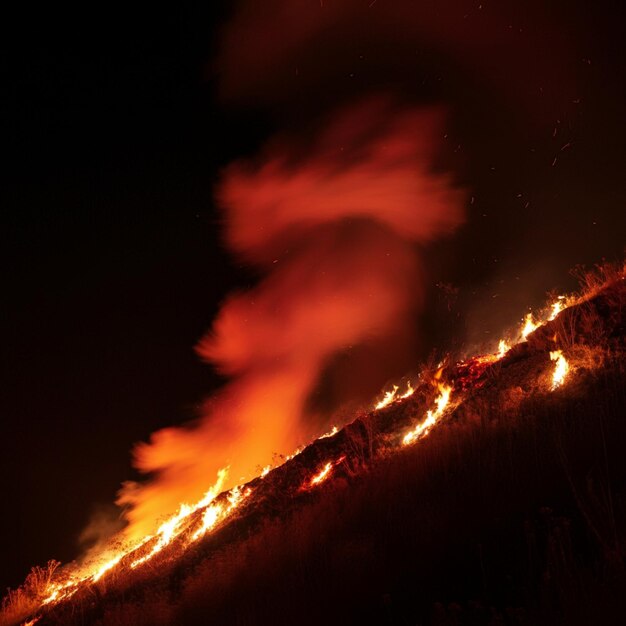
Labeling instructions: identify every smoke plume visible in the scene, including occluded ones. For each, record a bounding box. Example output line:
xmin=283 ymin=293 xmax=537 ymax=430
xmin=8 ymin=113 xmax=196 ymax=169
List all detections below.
xmin=118 ymin=98 xmax=465 ymax=540
xmin=114 ymin=0 xmax=581 ymax=541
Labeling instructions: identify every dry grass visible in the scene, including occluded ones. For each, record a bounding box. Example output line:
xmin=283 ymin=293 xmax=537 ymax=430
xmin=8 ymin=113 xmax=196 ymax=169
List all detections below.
xmin=0 ymin=561 xmax=59 ymax=626
xmin=7 ymin=261 xmax=626 ymax=626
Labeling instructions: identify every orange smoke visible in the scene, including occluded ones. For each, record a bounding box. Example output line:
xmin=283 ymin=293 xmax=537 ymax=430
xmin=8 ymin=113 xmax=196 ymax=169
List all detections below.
xmin=118 ymin=99 xmax=465 ymax=542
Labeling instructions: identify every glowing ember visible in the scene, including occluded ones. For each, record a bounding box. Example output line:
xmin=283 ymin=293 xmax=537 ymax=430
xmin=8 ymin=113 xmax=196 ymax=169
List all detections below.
xmin=549 ymin=350 xmax=569 ymax=389
xmin=403 ymin=384 xmax=452 ymax=446
xmin=521 ymin=313 xmax=539 ymax=340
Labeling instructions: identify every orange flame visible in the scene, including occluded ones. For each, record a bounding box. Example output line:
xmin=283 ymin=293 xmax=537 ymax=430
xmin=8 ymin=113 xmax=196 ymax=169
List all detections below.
xmin=304 ymin=456 xmax=346 ymax=490
xmin=375 ymin=381 xmax=415 ymax=410
xmin=130 ymin=468 xmax=228 ymax=569
xmin=497 ymin=339 xmax=510 ymax=359
xmin=319 ymin=425 xmax=339 ymax=439
xmin=402 ymin=383 xmax=452 ymax=446
xmin=549 ymin=350 xmax=569 ymax=389
xmin=521 ymin=313 xmax=539 ymax=340
xmin=13 ymin=279 xmax=587 ymax=622
xmin=548 ymin=296 xmax=566 ymax=320
xmin=191 ymin=485 xmax=250 ymax=542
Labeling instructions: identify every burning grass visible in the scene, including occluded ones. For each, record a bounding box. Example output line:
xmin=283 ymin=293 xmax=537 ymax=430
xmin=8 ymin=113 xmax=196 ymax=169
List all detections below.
xmin=3 ymin=261 xmax=626 ymax=626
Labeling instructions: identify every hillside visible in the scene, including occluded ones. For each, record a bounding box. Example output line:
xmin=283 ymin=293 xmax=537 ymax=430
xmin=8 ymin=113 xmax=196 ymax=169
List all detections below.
xmin=4 ymin=265 xmax=626 ymax=626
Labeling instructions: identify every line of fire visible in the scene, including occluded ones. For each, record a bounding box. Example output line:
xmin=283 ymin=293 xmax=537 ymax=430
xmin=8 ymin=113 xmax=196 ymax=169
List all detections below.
xmin=5 ymin=262 xmax=625 ymax=625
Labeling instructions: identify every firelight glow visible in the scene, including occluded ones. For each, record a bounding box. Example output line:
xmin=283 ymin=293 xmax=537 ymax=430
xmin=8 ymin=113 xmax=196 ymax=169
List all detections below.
xmin=402 ymin=383 xmax=452 ymax=446
xmin=14 ymin=283 xmax=585 ymax=624
xmin=550 ymin=350 xmax=570 ymax=389
xmin=521 ymin=313 xmax=539 ymax=340
xmin=375 ymin=381 xmax=415 ymax=410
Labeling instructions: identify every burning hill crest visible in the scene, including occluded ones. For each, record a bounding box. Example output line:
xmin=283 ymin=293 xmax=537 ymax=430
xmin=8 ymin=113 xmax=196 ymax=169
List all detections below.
xmin=4 ymin=261 xmax=625 ymax=626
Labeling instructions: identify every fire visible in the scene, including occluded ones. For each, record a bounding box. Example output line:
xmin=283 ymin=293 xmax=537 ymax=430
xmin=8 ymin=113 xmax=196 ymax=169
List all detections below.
xmin=37 ymin=468 xmax=231 ymax=606
xmin=130 ymin=468 xmax=228 ymax=569
xmin=375 ymin=381 xmax=415 ymax=410
xmin=319 ymin=425 xmax=339 ymax=439
xmin=549 ymin=296 xmax=566 ymax=320
xmin=375 ymin=385 xmax=399 ymax=410
xmin=402 ymin=384 xmax=452 ymax=446
xmin=92 ymin=553 xmax=125 ymax=582
xmin=497 ymin=339 xmax=510 ymax=359
xmin=10 ymin=277 xmax=590 ymax=624
xmin=191 ymin=486 xmax=250 ymax=542
xmin=521 ymin=313 xmax=539 ymax=340
xmin=304 ymin=456 xmax=346 ymax=490
xmin=550 ymin=350 xmax=569 ymax=389
xmin=310 ymin=462 xmax=333 ymax=486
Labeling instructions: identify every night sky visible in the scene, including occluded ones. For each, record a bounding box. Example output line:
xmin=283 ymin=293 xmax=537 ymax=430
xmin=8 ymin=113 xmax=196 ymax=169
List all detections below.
xmin=2 ymin=1 xmax=624 ymax=593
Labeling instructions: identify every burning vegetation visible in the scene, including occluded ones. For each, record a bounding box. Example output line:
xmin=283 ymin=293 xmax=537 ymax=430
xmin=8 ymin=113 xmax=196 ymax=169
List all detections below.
xmin=3 ymin=261 xmax=625 ymax=626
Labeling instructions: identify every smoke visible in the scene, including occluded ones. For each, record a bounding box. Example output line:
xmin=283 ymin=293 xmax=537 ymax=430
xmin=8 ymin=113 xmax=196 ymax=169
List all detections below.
xmin=112 ymin=0 xmax=581 ymax=542
xmin=117 ymin=98 xmax=465 ymax=540
xmin=216 ymin=0 xmax=574 ymax=124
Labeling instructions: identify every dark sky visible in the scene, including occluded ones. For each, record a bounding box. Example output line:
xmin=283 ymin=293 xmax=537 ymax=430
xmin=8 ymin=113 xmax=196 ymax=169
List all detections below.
xmin=2 ymin=1 xmax=624 ymax=593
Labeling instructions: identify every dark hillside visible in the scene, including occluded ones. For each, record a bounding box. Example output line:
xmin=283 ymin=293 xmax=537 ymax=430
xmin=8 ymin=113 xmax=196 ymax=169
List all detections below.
xmin=6 ymin=269 xmax=626 ymax=626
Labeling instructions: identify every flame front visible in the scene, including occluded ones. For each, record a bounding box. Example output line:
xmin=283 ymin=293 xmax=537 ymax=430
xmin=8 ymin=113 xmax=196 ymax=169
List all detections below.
xmin=402 ymin=384 xmax=452 ymax=446
xmin=310 ymin=462 xmax=333 ymax=486
xmin=521 ymin=313 xmax=539 ymax=340
xmin=375 ymin=381 xmax=415 ymax=410
xmin=39 ymin=468 xmax=232 ymax=606
xmin=12 ymin=279 xmax=590 ymax=623
xmin=191 ymin=485 xmax=250 ymax=542
xmin=304 ymin=456 xmax=346 ymax=490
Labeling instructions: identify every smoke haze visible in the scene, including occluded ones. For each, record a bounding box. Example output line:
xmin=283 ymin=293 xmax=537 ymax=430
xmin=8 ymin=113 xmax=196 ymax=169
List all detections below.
xmin=118 ymin=0 xmax=577 ymax=539
xmin=118 ymin=99 xmax=465 ymax=539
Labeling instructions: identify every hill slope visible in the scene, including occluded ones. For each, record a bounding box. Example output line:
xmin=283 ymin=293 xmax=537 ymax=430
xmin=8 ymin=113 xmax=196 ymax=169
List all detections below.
xmin=5 ymin=267 xmax=626 ymax=626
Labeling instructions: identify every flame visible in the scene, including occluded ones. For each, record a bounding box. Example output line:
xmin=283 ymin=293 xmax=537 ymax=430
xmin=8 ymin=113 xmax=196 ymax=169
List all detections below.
xmin=37 ymin=469 xmax=230 ymax=606
xmin=92 ymin=553 xmax=126 ymax=582
xmin=521 ymin=313 xmax=539 ymax=340
xmin=549 ymin=350 xmax=569 ymax=389
xmin=130 ymin=469 xmax=229 ymax=569
xmin=310 ymin=462 xmax=333 ymax=486
xmin=304 ymin=456 xmax=346 ymax=490
xmin=548 ymin=296 xmax=566 ymax=320
xmin=191 ymin=486 xmax=250 ymax=542
xmin=497 ymin=339 xmax=510 ymax=359
xmin=375 ymin=385 xmax=399 ymax=410
xmin=12 ymin=281 xmax=589 ymax=622
xmin=319 ymin=425 xmax=339 ymax=439
xmin=375 ymin=381 xmax=415 ymax=410
xmin=402 ymin=383 xmax=452 ymax=446
xmin=400 ymin=381 xmax=416 ymax=400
